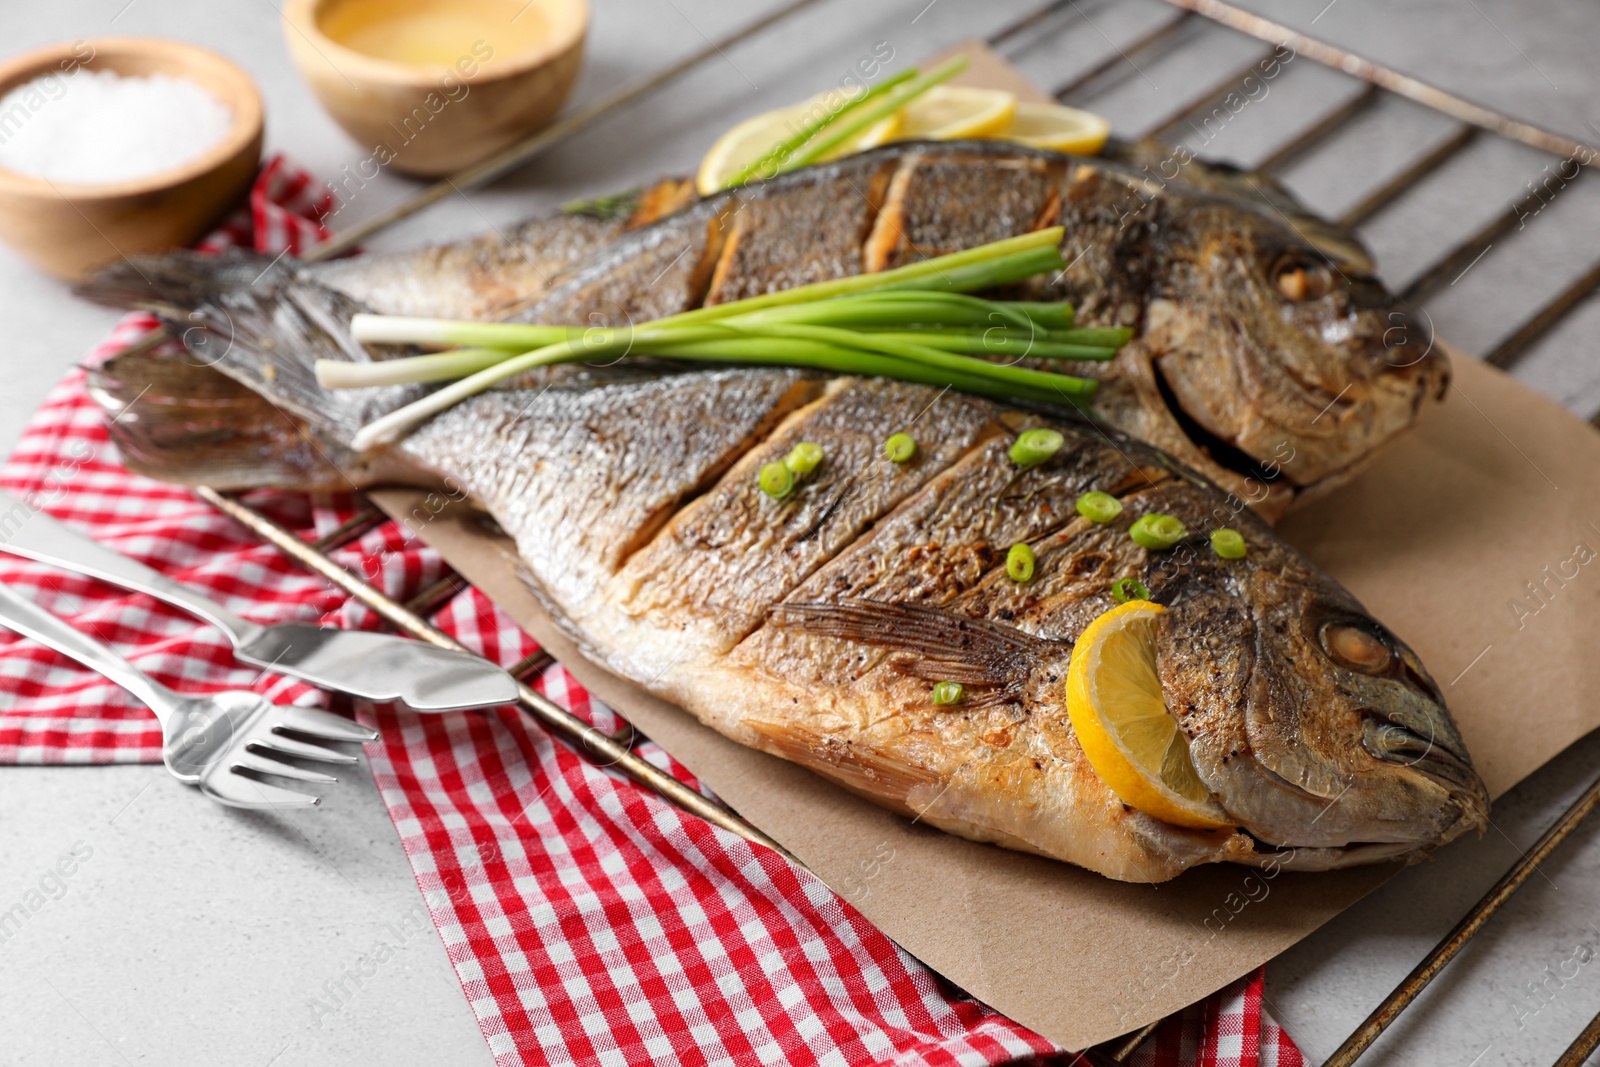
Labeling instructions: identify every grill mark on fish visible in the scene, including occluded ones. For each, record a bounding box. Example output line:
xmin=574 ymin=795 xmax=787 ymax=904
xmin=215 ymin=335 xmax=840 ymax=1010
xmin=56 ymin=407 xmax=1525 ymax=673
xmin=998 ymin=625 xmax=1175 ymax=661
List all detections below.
xmin=705 ymin=162 xmax=895 ymax=305
xmin=611 ymin=378 xmax=1002 ymax=655
xmin=863 ymin=150 xmax=1067 ymax=273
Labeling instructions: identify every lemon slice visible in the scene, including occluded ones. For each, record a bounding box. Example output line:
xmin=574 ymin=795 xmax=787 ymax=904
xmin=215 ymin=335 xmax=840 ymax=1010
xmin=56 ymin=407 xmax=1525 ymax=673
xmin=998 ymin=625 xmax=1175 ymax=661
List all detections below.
xmin=995 ymin=102 xmax=1111 ymax=155
xmin=1066 ymin=600 xmax=1232 ymax=830
xmin=895 ymin=85 xmax=1017 ymax=141
xmin=696 ymin=93 xmax=904 ymax=196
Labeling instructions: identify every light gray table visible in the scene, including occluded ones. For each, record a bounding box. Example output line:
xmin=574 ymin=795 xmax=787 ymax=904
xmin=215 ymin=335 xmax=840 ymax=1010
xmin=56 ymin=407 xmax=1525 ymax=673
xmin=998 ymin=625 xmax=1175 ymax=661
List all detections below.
xmin=4 ymin=2 xmax=1600 ymax=1064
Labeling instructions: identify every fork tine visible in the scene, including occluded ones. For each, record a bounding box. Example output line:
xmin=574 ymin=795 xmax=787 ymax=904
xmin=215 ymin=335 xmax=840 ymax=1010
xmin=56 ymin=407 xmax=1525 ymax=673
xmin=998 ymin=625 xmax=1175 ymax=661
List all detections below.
xmin=270 ymin=706 xmax=380 ymax=743
xmin=203 ymin=772 xmax=322 ymax=809
xmin=234 ymin=751 xmax=340 ymax=784
xmin=249 ymin=732 xmax=360 ymax=765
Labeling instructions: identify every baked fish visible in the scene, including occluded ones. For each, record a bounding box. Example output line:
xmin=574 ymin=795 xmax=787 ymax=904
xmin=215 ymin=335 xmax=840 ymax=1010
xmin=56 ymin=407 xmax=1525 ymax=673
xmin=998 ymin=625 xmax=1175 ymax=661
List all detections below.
xmin=83 ymin=140 xmax=1444 ymax=522
xmin=76 ymin=265 xmax=1486 ymax=884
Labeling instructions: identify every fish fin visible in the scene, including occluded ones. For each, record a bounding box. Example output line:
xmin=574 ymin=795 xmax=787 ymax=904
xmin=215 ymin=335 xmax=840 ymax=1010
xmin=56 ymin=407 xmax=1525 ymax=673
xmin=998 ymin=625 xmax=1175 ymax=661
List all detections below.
xmin=743 ymin=718 xmax=938 ymax=814
xmin=768 ymin=598 xmax=1048 ymax=690
xmin=76 ymin=250 xmax=424 ymax=448
xmin=86 ymin=349 xmax=367 ymax=491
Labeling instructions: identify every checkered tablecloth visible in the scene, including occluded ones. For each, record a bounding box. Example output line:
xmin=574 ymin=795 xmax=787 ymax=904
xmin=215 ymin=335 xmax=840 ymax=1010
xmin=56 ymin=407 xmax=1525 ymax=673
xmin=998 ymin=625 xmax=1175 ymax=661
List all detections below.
xmin=0 ymin=157 xmax=1305 ymax=1067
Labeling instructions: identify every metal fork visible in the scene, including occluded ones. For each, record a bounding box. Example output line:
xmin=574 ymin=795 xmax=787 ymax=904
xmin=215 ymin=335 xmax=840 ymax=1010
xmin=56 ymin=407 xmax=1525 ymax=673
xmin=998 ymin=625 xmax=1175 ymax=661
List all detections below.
xmin=0 ymin=582 xmax=378 ymax=808
xmin=0 ymin=491 xmax=518 ymax=713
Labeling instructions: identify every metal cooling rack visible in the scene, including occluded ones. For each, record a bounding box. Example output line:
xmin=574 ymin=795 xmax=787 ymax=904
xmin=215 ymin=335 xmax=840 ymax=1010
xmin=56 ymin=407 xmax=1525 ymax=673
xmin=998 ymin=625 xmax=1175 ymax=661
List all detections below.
xmin=107 ymin=1 xmax=1600 ymax=1062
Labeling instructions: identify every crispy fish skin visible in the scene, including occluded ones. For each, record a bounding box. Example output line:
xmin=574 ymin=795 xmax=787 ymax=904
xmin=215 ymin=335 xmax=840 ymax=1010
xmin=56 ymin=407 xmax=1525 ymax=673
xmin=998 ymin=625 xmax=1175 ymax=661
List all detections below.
xmin=76 ymin=268 xmax=1488 ymax=879
xmin=201 ymin=141 xmax=1441 ymax=520
xmin=415 ymin=376 xmax=1484 ymax=882
xmin=500 ymin=142 xmax=1442 ymax=519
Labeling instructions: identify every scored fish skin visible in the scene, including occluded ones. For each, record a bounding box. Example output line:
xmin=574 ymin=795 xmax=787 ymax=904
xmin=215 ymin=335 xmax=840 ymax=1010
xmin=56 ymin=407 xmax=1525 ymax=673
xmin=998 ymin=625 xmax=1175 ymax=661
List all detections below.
xmin=309 ymin=212 xmax=627 ymax=321
xmin=252 ymin=140 xmax=1440 ymax=521
xmin=75 ymin=258 xmax=1488 ymax=879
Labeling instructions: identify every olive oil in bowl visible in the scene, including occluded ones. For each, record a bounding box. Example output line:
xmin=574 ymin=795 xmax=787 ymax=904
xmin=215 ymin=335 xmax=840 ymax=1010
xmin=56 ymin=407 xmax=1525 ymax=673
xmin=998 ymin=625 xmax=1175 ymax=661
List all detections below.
xmin=316 ymin=0 xmax=556 ymax=67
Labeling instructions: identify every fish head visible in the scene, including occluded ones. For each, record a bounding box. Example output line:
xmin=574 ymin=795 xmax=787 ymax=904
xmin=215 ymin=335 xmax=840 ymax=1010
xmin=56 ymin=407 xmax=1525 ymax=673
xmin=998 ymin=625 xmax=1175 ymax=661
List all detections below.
xmin=1141 ymin=193 xmax=1448 ymax=494
xmin=1158 ymin=552 xmax=1488 ymax=856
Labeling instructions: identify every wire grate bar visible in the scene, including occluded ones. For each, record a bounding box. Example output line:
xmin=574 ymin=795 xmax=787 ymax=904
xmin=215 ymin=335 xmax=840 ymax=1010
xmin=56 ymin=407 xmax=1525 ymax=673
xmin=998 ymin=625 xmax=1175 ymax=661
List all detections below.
xmin=1146 ymin=50 xmax=1278 ymax=141
xmin=1339 ymin=126 xmax=1476 ymax=229
xmin=986 ymin=0 xmax=1075 ymax=49
xmin=1553 ymin=1004 xmax=1600 ymax=1067
xmin=1158 ymin=0 xmax=1596 ymax=160
xmin=309 ymin=504 xmax=388 ymax=553
xmin=1051 ymin=11 xmax=1194 ymax=102
xmin=1484 ymin=258 xmax=1600 ymax=370
xmin=507 ymin=649 xmax=555 ymax=680
xmin=1320 ymin=769 xmax=1600 ymax=1067
xmin=1398 ymin=170 xmax=1584 ymax=305
xmin=1255 ymin=85 xmax=1377 ymax=173
xmin=402 ymin=571 xmax=470 ymax=618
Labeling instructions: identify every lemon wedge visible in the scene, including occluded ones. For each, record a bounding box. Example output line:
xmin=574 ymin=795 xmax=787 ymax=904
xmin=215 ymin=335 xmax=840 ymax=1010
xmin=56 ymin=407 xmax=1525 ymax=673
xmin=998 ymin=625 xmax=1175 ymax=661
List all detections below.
xmin=994 ymin=102 xmax=1111 ymax=155
xmin=895 ymin=85 xmax=1017 ymax=141
xmin=696 ymin=93 xmax=903 ymax=196
xmin=1065 ymin=599 xmax=1232 ymax=830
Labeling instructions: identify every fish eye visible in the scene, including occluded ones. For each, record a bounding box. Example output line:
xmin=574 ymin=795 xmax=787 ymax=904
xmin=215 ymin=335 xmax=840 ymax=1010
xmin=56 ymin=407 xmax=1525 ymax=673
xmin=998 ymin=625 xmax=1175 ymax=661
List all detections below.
xmin=1273 ymin=255 xmax=1335 ymax=302
xmin=1320 ymin=621 xmax=1393 ymax=674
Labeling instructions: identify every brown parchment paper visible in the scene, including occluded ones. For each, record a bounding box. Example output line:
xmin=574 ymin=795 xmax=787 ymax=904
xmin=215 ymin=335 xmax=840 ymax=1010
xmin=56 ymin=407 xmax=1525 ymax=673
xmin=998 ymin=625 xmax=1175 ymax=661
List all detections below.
xmin=363 ymin=47 xmax=1600 ymax=1051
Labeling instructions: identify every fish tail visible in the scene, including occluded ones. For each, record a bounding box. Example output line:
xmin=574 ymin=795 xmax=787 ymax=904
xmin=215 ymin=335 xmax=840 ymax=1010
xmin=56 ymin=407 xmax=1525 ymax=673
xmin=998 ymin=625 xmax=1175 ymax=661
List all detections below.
xmin=76 ymin=249 xmax=422 ymax=448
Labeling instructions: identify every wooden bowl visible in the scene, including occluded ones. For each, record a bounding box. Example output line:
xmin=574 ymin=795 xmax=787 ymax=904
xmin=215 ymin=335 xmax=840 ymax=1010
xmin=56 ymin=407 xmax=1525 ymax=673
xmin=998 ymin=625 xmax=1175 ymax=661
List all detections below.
xmin=0 ymin=38 xmax=264 ymax=281
xmin=282 ymin=0 xmax=587 ymax=178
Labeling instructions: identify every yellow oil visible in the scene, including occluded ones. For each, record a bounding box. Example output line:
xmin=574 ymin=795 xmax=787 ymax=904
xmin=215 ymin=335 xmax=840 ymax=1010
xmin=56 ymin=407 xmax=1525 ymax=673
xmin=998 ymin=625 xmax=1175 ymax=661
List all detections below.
xmin=318 ymin=0 xmax=553 ymax=67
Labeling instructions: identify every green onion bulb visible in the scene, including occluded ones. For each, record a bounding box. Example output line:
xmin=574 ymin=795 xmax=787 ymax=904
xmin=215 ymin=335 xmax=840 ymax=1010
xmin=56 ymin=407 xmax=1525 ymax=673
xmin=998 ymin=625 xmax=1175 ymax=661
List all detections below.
xmin=785 ymin=441 xmax=824 ymax=476
xmin=931 ymin=681 xmax=964 ymax=706
xmin=1006 ymin=542 xmax=1036 ymax=582
xmin=1128 ymin=513 xmax=1187 ymax=550
xmin=1009 ymin=428 xmax=1064 ymax=468
xmin=759 ymin=460 xmax=795 ymax=499
xmin=884 ymin=432 xmax=917 ymax=463
xmin=1112 ymin=577 xmax=1150 ymax=603
xmin=1075 ymin=490 xmax=1122 ymax=524
xmin=1211 ymin=528 xmax=1247 ymax=559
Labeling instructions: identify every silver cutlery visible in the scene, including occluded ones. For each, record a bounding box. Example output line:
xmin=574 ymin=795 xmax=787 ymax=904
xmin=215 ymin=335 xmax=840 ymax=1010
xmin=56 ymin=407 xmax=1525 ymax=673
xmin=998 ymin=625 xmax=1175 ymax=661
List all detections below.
xmin=0 ymin=581 xmax=377 ymax=808
xmin=0 ymin=491 xmax=518 ymax=712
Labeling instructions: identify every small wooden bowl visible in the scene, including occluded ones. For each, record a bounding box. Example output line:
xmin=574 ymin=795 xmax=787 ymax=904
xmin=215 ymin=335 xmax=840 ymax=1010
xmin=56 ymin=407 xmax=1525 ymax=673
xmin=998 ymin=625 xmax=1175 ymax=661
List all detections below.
xmin=282 ymin=0 xmax=587 ymax=178
xmin=0 ymin=38 xmax=264 ymax=281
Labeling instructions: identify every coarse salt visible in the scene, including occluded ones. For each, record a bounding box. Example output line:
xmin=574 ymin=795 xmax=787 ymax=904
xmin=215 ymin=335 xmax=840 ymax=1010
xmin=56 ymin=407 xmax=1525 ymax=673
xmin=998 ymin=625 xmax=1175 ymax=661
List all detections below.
xmin=0 ymin=68 xmax=235 ymax=185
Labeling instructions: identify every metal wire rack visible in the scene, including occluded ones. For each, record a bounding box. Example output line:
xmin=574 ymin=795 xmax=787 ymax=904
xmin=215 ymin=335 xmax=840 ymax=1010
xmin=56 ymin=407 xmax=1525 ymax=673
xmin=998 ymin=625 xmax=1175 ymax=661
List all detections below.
xmin=104 ymin=0 xmax=1600 ymax=1062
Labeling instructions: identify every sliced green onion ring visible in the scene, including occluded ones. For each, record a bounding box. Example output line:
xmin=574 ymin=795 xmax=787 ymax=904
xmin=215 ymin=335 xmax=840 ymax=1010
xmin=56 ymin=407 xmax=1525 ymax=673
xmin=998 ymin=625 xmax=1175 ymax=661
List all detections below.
xmin=785 ymin=441 xmax=824 ymax=476
xmin=1112 ymin=577 xmax=1151 ymax=603
xmin=931 ymin=681 xmax=964 ymax=706
xmin=1075 ymin=491 xmax=1122 ymax=524
xmin=1009 ymin=428 xmax=1064 ymax=468
xmin=1129 ymin=513 xmax=1187 ymax=550
xmin=884 ymin=432 xmax=917 ymax=463
xmin=1211 ymin=528 xmax=1247 ymax=559
xmin=759 ymin=460 xmax=795 ymax=499
xmin=1006 ymin=543 xmax=1036 ymax=583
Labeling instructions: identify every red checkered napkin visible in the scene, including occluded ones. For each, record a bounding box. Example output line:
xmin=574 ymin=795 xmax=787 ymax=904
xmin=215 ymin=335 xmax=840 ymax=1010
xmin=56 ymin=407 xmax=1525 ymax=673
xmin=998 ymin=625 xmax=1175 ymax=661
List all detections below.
xmin=0 ymin=156 xmax=1304 ymax=1067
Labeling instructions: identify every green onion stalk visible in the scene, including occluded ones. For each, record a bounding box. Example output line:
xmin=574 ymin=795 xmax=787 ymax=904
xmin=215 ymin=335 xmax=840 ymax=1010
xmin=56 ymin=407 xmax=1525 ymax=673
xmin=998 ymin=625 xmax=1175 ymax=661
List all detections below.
xmin=333 ymin=226 xmax=1139 ymax=450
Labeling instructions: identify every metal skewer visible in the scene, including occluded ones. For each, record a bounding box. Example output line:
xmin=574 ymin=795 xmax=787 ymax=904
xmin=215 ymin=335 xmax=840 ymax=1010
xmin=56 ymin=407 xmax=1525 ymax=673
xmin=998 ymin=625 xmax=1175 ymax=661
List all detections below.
xmin=1157 ymin=0 xmax=1598 ymax=161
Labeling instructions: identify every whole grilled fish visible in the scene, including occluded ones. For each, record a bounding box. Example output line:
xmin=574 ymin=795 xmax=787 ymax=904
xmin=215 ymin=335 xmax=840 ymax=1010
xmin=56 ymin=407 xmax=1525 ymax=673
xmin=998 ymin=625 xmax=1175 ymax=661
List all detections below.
xmin=76 ymin=264 xmax=1486 ymax=883
xmin=83 ymin=141 xmax=1444 ymax=522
